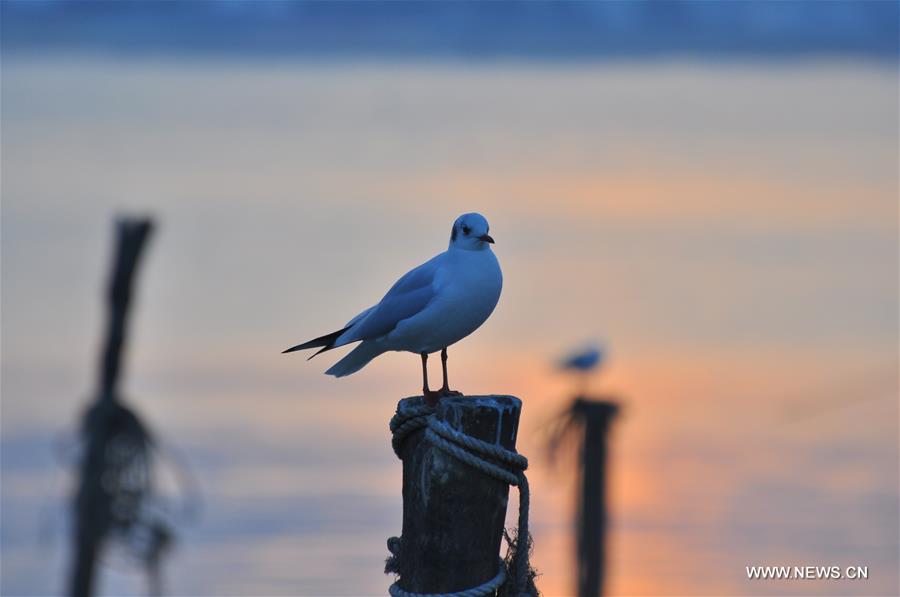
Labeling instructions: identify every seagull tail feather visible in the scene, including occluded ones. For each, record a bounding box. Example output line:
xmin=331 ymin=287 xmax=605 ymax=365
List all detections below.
xmin=282 ymin=326 xmax=350 ymax=358
xmin=325 ymin=341 xmax=385 ymax=377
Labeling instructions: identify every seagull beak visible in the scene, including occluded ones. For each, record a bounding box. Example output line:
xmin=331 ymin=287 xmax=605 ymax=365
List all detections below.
xmin=479 ymin=234 xmax=495 ymax=244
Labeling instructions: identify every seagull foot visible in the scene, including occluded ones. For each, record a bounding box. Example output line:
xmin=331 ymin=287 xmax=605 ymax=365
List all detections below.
xmin=423 ymin=388 xmax=463 ymax=406
xmin=423 ymin=390 xmax=442 ymax=407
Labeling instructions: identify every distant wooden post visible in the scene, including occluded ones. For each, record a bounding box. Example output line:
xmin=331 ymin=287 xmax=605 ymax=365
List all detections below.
xmin=69 ymin=218 xmax=153 ymax=597
xmin=572 ymin=398 xmax=618 ymax=597
xmin=388 ymin=395 xmax=534 ymax=595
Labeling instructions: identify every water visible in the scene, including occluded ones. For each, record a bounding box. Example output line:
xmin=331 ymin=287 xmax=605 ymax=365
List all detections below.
xmin=2 ymin=58 xmax=897 ymax=596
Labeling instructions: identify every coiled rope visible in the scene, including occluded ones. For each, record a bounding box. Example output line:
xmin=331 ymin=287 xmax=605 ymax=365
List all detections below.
xmin=387 ymin=402 xmax=536 ymax=597
xmin=388 ymin=559 xmax=506 ymax=597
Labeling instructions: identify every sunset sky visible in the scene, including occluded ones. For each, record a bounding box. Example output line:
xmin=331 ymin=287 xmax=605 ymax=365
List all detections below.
xmin=2 ymin=3 xmax=898 ymax=596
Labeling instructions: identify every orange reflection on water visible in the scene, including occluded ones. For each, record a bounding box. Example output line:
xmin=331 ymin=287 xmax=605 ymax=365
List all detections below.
xmin=2 ymin=59 xmax=896 ymax=596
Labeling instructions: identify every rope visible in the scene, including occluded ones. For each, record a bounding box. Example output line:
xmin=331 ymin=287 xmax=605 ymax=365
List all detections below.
xmin=388 ymin=402 xmax=536 ymax=597
xmin=388 ymin=559 xmax=506 ymax=597
xmin=389 ymin=403 xmax=432 ymax=457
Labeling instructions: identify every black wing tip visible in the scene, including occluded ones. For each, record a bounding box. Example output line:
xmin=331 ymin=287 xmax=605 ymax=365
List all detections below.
xmin=282 ymin=326 xmax=350 ymax=357
xmin=307 ymin=344 xmax=334 ymax=361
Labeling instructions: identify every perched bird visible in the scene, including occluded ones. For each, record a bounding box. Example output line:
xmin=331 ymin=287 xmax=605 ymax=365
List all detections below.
xmin=284 ymin=213 xmax=502 ymax=404
xmin=560 ymin=343 xmax=604 ymax=373
xmin=559 ymin=342 xmax=605 ymax=397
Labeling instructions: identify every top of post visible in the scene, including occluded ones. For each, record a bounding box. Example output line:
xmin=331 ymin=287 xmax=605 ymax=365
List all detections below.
xmin=395 ymin=394 xmax=522 ymax=451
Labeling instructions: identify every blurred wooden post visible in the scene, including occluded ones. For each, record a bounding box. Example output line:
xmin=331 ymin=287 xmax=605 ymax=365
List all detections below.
xmin=574 ymin=398 xmax=619 ymax=597
xmin=69 ymin=218 xmax=153 ymax=597
xmin=392 ymin=395 xmax=522 ymax=594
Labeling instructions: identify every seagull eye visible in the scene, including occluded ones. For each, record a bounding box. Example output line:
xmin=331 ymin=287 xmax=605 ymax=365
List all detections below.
xmin=462 ymin=225 xmax=471 ymax=235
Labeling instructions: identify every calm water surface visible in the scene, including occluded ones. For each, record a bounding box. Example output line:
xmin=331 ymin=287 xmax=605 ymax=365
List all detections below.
xmin=2 ymin=59 xmax=897 ymax=596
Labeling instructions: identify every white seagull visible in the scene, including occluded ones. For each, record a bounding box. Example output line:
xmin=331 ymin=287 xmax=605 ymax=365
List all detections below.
xmin=284 ymin=213 xmax=502 ymax=404
xmin=560 ymin=343 xmax=604 ymax=373
xmin=559 ymin=341 xmax=605 ymax=397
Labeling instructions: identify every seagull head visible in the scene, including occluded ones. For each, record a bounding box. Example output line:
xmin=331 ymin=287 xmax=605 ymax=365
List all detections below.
xmin=449 ymin=213 xmax=494 ymax=251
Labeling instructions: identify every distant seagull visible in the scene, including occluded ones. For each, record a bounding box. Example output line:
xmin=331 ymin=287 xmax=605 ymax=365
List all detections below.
xmin=560 ymin=343 xmax=604 ymax=373
xmin=559 ymin=342 xmax=605 ymax=396
xmin=284 ymin=213 xmax=502 ymax=404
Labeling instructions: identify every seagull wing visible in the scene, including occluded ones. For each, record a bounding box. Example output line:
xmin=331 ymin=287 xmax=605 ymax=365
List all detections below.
xmin=343 ymin=253 xmax=443 ymax=343
xmin=560 ymin=347 xmax=602 ymax=371
xmin=345 ymin=305 xmax=376 ymax=328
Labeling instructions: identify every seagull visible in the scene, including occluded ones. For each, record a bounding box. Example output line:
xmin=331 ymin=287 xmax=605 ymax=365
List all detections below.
xmin=559 ymin=342 xmax=605 ymax=397
xmin=560 ymin=343 xmax=604 ymax=373
xmin=284 ymin=213 xmax=502 ymax=405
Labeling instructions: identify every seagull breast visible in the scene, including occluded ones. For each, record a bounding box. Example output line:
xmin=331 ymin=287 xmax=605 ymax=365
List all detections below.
xmin=386 ymin=247 xmax=502 ymax=354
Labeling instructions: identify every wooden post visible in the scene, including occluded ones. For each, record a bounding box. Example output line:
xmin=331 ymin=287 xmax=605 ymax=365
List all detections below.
xmin=69 ymin=218 xmax=153 ymax=597
xmin=573 ymin=398 xmax=619 ymax=597
xmin=391 ymin=395 xmax=523 ymax=594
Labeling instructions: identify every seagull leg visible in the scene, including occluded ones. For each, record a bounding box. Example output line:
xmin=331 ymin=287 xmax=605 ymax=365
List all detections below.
xmin=439 ymin=348 xmax=463 ymax=397
xmin=422 ymin=353 xmax=431 ymax=394
xmin=422 ymin=353 xmax=441 ymax=406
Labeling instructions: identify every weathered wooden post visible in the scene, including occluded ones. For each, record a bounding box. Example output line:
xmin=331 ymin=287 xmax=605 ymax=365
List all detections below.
xmin=387 ymin=395 xmax=537 ymax=596
xmin=69 ymin=218 xmax=154 ymax=597
xmin=571 ymin=399 xmax=619 ymax=597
